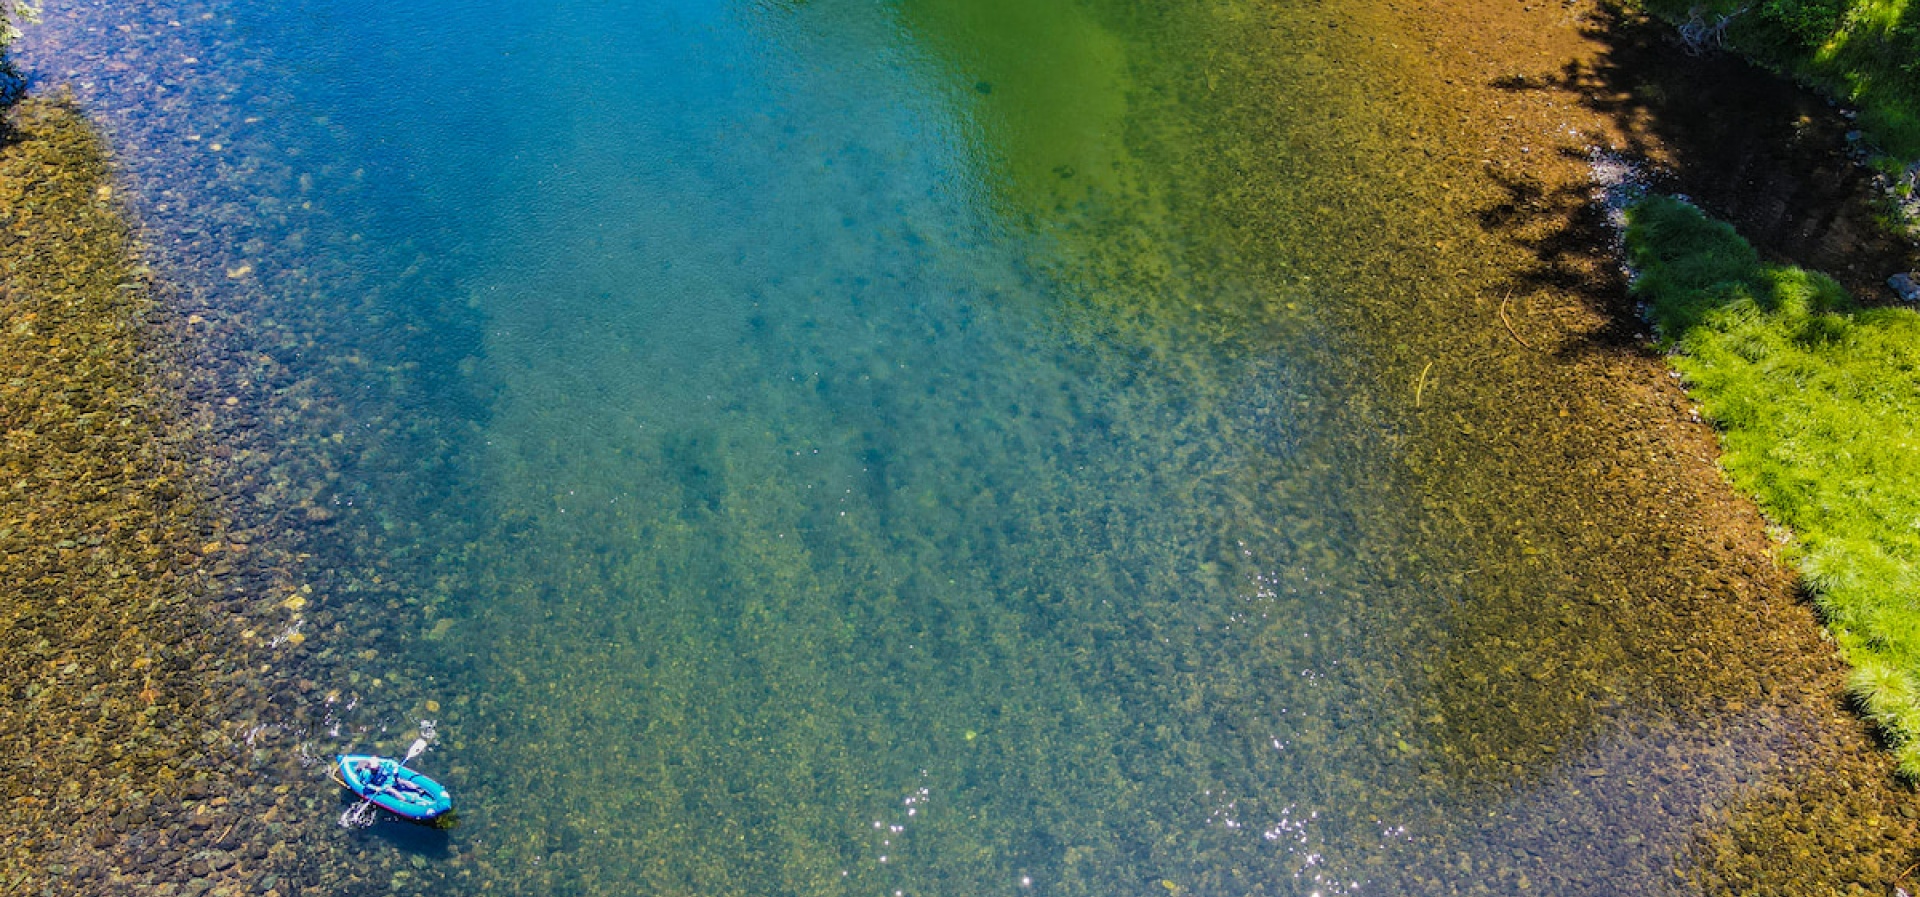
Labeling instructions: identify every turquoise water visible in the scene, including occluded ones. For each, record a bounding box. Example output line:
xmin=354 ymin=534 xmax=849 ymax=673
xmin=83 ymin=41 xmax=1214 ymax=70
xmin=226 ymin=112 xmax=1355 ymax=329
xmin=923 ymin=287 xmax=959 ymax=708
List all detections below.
xmin=23 ymin=0 xmax=1863 ymax=894
xmin=416 ymin=5 xmax=1420 ymax=892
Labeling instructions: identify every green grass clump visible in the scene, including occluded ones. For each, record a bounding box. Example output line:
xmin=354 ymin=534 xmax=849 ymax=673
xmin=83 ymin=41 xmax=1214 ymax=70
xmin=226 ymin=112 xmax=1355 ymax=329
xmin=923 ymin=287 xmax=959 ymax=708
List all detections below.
xmin=1632 ymin=0 xmax=1920 ymax=160
xmin=1626 ymin=194 xmax=1920 ymax=774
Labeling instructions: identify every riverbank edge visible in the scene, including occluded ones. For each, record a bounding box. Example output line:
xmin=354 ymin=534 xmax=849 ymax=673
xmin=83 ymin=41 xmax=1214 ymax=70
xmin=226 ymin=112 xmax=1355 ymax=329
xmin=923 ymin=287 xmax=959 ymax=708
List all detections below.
xmin=1624 ymin=193 xmax=1920 ymax=777
xmin=0 ymin=95 xmax=320 ymax=896
xmin=1364 ymin=0 xmax=1920 ymax=885
xmin=1588 ymin=0 xmax=1920 ymax=778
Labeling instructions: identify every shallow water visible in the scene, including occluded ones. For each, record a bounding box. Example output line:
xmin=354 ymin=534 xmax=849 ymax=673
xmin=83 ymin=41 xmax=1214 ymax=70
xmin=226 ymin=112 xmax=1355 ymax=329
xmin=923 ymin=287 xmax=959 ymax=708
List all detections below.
xmin=19 ymin=0 xmax=1907 ymax=894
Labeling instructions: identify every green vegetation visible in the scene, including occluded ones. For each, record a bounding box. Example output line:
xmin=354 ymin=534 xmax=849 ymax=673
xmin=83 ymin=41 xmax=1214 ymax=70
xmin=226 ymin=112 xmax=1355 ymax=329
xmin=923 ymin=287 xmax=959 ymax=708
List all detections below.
xmin=1634 ymin=0 xmax=1920 ymax=160
xmin=0 ymin=0 xmax=32 ymax=46
xmin=0 ymin=0 xmax=36 ymax=103
xmin=897 ymin=0 xmax=1135 ymax=211
xmin=1625 ymin=194 xmax=1920 ymax=774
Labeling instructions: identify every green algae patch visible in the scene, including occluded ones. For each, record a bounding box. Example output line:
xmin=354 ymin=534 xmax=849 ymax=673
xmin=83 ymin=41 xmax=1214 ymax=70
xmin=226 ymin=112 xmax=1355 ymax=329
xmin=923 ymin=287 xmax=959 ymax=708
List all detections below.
xmin=1626 ymin=194 xmax=1920 ymax=774
xmin=897 ymin=0 xmax=1134 ymax=211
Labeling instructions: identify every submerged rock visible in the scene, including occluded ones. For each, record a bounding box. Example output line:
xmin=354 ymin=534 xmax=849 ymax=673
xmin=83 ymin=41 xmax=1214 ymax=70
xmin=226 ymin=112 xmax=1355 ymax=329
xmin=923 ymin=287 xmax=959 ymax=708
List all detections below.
xmin=1889 ymin=272 xmax=1920 ymax=303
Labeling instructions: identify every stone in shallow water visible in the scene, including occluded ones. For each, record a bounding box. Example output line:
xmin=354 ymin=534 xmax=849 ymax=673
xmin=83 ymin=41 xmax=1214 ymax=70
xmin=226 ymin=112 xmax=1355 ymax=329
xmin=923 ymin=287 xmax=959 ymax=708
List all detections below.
xmin=1889 ymin=272 xmax=1920 ymax=303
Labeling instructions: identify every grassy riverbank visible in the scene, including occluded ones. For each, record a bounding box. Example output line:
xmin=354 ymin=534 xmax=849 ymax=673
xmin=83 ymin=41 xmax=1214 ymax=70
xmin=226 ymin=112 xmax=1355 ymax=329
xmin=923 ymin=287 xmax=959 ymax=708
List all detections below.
xmin=1632 ymin=0 xmax=1920 ymax=162
xmin=1626 ymin=194 xmax=1920 ymax=774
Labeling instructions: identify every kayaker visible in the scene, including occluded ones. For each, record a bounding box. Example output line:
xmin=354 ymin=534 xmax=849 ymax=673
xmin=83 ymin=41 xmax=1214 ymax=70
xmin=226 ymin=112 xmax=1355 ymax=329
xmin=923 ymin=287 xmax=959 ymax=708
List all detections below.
xmin=334 ymin=752 xmax=454 ymax=822
xmin=362 ymin=759 xmax=431 ymax=800
xmin=358 ymin=758 xmax=395 ymax=792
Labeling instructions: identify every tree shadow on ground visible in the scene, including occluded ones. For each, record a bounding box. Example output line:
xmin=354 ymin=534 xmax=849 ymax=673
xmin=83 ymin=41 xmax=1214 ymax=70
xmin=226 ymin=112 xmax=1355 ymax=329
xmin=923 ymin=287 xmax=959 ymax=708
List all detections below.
xmin=1476 ymin=150 xmax=1645 ymax=353
xmin=0 ymin=81 xmax=22 ymax=147
xmin=1478 ymin=6 xmax=1917 ymax=349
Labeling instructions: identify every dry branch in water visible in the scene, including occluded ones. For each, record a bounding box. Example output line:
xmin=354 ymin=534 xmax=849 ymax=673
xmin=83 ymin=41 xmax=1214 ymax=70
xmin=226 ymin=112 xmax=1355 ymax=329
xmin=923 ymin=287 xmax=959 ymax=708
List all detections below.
xmin=1678 ymin=4 xmax=1748 ymax=55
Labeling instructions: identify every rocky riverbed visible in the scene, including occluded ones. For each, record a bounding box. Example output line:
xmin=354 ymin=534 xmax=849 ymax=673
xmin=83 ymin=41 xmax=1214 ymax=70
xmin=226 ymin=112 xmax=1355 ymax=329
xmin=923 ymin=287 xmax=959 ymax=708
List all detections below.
xmin=0 ymin=96 xmax=452 ymax=897
xmin=0 ymin=94 xmax=283 ymax=896
xmin=7 ymin=0 xmax=1920 ymax=893
xmin=1358 ymin=0 xmax=1920 ymax=891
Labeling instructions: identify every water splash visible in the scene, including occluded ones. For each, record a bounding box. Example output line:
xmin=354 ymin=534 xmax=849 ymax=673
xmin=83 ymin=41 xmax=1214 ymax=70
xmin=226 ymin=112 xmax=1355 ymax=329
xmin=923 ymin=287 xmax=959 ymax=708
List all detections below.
xmin=339 ymin=796 xmax=380 ymax=829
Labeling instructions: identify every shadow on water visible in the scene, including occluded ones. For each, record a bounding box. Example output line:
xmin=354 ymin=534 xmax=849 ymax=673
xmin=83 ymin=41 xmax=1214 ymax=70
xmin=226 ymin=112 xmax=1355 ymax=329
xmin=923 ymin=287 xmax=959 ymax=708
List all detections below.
xmin=1476 ymin=150 xmax=1646 ymax=351
xmin=357 ymin=820 xmax=455 ymax=858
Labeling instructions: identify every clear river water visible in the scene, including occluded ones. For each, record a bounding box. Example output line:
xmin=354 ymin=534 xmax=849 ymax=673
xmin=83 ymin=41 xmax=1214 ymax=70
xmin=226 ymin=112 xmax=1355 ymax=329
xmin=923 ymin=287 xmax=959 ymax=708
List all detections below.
xmin=19 ymin=0 xmax=1902 ymax=894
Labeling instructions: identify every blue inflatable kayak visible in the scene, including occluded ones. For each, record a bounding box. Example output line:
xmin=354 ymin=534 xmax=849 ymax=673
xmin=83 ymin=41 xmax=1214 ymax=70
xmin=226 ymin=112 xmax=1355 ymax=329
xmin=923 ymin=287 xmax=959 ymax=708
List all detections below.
xmin=334 ymin=754 xmax=453 ymax=821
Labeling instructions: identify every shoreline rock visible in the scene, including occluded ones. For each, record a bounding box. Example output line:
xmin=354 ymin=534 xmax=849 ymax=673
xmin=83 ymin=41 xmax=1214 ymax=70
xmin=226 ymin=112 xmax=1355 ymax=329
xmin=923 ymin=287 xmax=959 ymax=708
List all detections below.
xmin=1890 ymin=272 xmax=1919 ymax=303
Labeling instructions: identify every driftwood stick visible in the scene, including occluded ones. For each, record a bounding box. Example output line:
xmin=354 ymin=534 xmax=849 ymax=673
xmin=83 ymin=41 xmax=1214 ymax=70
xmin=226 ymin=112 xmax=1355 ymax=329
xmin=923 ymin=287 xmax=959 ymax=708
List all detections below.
xmin=1893 ymin=859 xmax=1920 ymax=891
xmin=1500 ymin=292 xmax=1535 ymax=350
